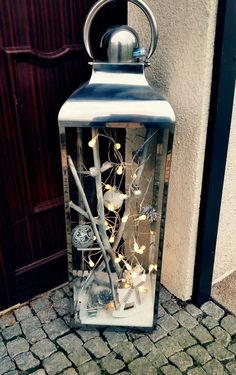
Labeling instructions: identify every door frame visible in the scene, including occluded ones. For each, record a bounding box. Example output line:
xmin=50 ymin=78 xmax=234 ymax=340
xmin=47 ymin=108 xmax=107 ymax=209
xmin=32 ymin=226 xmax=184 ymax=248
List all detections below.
xmin=192 ymin=0 xmax=236 ymax=306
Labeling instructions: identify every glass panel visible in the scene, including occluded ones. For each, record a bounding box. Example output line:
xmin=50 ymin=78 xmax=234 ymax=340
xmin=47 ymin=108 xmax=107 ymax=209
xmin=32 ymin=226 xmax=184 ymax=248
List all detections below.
xmin=61 ymin=123 xmax=173 ymax=329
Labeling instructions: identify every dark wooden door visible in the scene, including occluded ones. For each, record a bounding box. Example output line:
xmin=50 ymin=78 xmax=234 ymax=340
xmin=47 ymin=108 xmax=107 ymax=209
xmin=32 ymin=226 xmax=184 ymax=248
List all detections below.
xmin=0 ymin=0 xmax=126 ymax=310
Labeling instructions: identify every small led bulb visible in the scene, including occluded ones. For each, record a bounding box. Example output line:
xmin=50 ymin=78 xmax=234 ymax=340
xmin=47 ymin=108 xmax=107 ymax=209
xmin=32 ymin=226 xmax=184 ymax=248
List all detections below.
xmin=109 ymin=235 xmax=115 ymax=243
xmin=115 ymin=257 xmax=121 ymax=263
xmin=121 ymin=215 xmax=129 ymax=223
xmin=125 ymin=262 xmax=132 ymax=271
xmin=138 ymin=215 xmax=146 ymax=221
xmin=88 ymin=258 xmax=95 ymax=267
xmin=140 ymin=245 xmax=146 ymax=252
xmin=114 ymin=143 xmax=121 ymax=150
xmin=119 ymin=194 xmax=128 ymax=200
xmin=134 ymin=242 xmax=139 ymax=252
xmin=107 ymin=203 xmax=115 ymax=212
xmin=88 ymin=138 xmax=96 ymax=148
xmin=138 ymin=286 xmax=147 ymax=293
xmin=117 ymin=165 xmax=123 ymax=175
xmin=149 ymin=264 xmax=154 ymax=273
xmin=93 ymin=236 xmax=96 ymax=241
xmin=133 ymin=189 xmax=142 ymax=196
xmin=105 ymin=184 xmax=112 ymax=190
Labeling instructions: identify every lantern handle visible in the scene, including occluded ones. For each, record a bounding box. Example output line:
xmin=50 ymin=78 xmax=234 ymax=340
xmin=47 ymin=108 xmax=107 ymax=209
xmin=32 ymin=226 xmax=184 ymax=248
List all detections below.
xmin=83 ymin=0 xmax=158 ymax=60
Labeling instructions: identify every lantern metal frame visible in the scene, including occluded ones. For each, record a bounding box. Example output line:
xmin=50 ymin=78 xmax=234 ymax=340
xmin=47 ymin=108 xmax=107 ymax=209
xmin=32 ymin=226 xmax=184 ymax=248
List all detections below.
xmin=58 ymin=0 xmax=175 ymax=331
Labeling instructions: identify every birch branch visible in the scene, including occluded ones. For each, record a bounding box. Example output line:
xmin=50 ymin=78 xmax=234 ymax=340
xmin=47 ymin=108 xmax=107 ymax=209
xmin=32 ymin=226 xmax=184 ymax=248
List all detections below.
xmin=69 ymin=201 xmax=100 ymax=225
xmin=68 ymin=155 xmax=118 ymax=305
xmin=91 ymin=128 xmax=121 ymax=276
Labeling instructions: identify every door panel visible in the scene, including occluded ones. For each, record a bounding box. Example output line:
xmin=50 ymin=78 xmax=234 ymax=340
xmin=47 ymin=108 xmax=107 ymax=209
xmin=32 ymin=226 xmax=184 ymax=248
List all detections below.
xmin=0 ymin=0 xmax=127 ymax=309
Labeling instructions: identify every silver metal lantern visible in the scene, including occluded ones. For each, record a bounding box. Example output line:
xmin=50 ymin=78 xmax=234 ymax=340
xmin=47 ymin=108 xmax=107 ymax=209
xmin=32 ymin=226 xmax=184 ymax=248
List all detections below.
xmin=58 ymin=0 xmax=175 ymax=330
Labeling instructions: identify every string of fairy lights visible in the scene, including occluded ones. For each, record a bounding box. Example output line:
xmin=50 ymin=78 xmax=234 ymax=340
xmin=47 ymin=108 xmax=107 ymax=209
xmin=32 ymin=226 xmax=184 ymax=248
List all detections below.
xmin=70 ymin=128 xmax=158 ymax=284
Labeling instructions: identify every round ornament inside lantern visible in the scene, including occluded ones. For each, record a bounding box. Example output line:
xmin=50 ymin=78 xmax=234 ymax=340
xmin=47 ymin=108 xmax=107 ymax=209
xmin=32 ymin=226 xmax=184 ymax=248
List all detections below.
xmin=71 ymin=225 xmax=94 ymax=248
xmin=103 ymin=187 xmax=124 ymax=211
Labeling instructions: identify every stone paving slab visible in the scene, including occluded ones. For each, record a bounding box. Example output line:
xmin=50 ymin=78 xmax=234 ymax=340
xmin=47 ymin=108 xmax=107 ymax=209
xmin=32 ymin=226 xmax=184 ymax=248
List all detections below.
xmin=0 ymin=284 xmax=236 ymax=375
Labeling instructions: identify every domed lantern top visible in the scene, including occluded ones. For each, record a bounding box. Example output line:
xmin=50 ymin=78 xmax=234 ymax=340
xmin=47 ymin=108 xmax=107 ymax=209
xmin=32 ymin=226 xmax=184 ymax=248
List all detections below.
xmin=58 ymin=0 xmax=175 ymax=127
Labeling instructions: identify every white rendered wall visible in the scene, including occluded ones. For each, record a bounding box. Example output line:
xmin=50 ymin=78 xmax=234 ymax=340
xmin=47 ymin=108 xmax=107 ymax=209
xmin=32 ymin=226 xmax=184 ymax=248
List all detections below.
xmin=213 ymin=84 xmax=236 ymax=284
xmin=129 ymin=0 xmax=218 ymax=300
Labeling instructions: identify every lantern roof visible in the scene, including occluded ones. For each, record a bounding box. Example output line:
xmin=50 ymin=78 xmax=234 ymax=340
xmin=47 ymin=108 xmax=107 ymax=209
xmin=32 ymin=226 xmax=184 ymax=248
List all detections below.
xmin=58 ymin=63 xmax=175 ymax=128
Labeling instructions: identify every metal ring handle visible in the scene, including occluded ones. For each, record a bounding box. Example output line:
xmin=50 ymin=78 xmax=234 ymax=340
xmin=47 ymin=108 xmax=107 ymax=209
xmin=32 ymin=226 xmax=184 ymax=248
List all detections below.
xmin=83 ymin=0 xmax=158 ymax=60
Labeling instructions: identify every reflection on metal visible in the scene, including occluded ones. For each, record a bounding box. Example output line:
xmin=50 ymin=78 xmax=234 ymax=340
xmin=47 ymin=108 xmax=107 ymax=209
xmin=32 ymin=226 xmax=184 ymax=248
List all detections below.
xmin=58 ymin=63 xmax=175 ymax=125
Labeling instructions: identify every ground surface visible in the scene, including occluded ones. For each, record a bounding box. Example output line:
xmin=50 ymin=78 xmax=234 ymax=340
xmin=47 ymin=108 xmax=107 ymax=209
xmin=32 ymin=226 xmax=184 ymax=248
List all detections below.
xmin=0 ymin=284 xmax=236 ymax=374
xmin=212 ymin=271 xmax=236 ymax=316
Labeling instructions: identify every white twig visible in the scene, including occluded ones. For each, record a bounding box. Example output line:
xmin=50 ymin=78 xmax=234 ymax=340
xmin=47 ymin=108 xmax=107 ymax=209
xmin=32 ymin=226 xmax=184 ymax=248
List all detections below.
xmin=69 ymin=201 xmax=100 ymax=225
xmin=68 ymin=155 xmax=118 ymax=306
xmin=91 ymin=129 xmax=121 ymax=276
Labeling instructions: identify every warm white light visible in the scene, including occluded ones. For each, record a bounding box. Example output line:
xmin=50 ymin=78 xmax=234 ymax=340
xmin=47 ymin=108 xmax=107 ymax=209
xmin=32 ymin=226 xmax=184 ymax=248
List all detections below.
xmin=117 ymin=165 xmax=123 ymax=175
xmin=105 ymin=184 xmax=112 ymax=190
xmin=134 ymin=242 xmax=139 ymax=252
xmin=134 ymin=215 xmax=146 ymax=222
xmin=88 ymin=137 xmax=97 ymax=148
xmin=150 ymin=230 xmax=155 ymax=235
xmin=133 ymin=241 xmax=145 ymax=254
xmin=119 ymin=194 xmax=128 ymax=200
xmin=135 ymin=246 xmax=145 ymax=254
xmin=133 ymin=189 xmax=142 ymax=196
xmin=149 ymin=264 xmax=157 ymax=273
xmin=125 ymin=262 xmax=132 ymax=271
xmin=137 ymin=249 xmax=144 ymax=254
xmin=139 ymin=215 xmax=147 ymax=221
xmin=149 ymin=264 xmax=154 ymax=272
xmin=132 ymin=271 xmax=138 ymax=279
xmin=93 ymin=236 xmax=96 ymax=241
xmin=107 ymin=203 xmax=115 ymax=212
xmin=88 ymin=258 xmax=95 ymax=267
xmin=109 ymin=235 xmax=115 ymax=243
xmin=133 ymin=173 xmax=137 ymax=179
xmin=139 ymin=286 xmax=147 ymax=293
xmin=121 ymin=215 xmax=129 ymax=223
xmin=115 ymin=254 xmax=124 ymax=263
xmin=105 ymin=221 xmax=110 ymax=231
xmin=114 ymin=143 xmax=121 ymax=150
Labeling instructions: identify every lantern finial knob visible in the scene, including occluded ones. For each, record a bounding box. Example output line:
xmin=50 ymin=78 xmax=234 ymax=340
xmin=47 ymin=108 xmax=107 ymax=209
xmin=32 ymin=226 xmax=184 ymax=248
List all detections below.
xmin=101 ymin=26 xmax=140 ymax=63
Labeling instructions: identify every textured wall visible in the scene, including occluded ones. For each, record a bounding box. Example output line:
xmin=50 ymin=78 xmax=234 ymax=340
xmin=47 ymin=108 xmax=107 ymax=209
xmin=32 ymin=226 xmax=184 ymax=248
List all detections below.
xmin=129 ymin=0 xmax=218 ymax=300
xmin=213 ymin=84 xmax=236 ymax=283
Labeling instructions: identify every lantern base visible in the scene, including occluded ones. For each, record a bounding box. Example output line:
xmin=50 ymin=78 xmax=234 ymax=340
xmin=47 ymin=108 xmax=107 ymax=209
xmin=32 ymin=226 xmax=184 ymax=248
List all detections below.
xmin=73 ymin=271 xmax=156 ymax=328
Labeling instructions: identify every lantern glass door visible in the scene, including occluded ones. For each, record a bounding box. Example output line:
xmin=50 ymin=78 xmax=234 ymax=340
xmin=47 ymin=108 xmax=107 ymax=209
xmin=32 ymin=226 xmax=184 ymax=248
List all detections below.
xmin=61 ymin=122 xmax=173 ymax=329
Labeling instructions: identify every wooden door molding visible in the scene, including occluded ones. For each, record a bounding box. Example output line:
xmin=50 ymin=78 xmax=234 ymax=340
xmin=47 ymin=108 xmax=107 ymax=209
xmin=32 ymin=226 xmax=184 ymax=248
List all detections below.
xmin=0 ymin=0 xmax=127 ymax=310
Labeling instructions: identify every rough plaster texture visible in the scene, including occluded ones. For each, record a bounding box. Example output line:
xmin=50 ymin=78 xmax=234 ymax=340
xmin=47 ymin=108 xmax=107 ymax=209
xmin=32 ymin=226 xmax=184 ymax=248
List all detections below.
xmin=213 ymin=83 xmax=236 ymax=283
xmin=129 ymin=0 xmax=218 ymax=300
